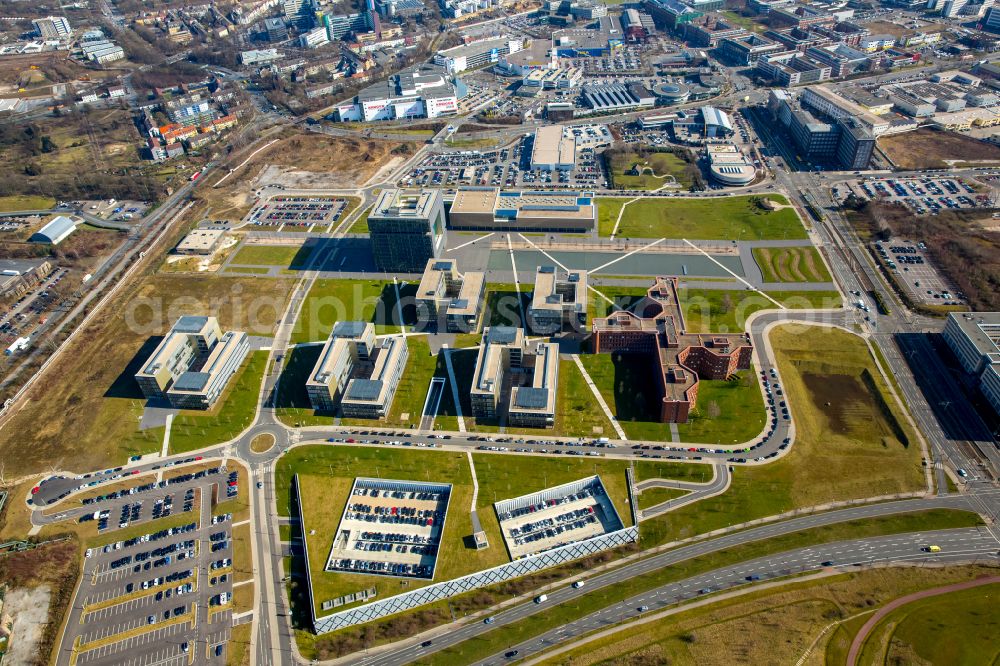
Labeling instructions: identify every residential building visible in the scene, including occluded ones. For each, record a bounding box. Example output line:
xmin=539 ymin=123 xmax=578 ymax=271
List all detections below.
xmin=135 ymin=316 xmax=250 ymax=410
xmin=33 ymin=16 xmax=72 ymax=40
xmin=415 ymin=258 xmax=486 ymax=333
xmin=368 ymin=189 xmax=446 ymax=272
xmin=305 ymin=321 xmax=409 ymax=418
xmin=471 ymin=326 xmax=560 ymax=427
xmin=942 ymin=312 xmax=1000 ymax=416
xmin=592 ymin=277 xmax=752 ymax=423
xmin=448 ymin=188 xmax=597 ymax=232
xmin=527 ymin=266 xmax=588 ymax=334
xmin=0 ymin=259 xmax=53 ymax=298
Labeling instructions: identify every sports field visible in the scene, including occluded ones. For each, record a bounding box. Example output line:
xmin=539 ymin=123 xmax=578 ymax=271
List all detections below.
xmin=595 ymin=195 xmax=808 ymax=240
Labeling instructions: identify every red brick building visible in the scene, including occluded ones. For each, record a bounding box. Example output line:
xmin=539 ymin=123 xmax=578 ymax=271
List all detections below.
xmin=592 ymin=277 xmax=752 ymax=423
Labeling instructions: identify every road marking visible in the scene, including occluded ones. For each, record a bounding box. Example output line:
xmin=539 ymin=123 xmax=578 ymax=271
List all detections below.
xmin=589 ymin=237 xmax=666 ymax=274
xmin=447 ymin=232 xmax=494 ymax=252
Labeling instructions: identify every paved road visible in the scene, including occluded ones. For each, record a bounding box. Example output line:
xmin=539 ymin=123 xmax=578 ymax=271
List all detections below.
xmin=355 ymin=520 xmax=998 ymax=666
xmin=638 ymin=463 xmax=730 ymax=519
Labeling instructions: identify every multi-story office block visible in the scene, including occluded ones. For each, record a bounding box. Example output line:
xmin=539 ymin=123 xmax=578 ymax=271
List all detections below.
xmin=943 ymin=312 xmax=1000 ymax=417
xmin=471 ymin=327 xmax=559 ymax=427
xmin=415 ymin=258 xmax=486 ymax=333
xmin=527 ymin=266 xmax=588 ymax=334
xmin=135 ymin=316 xmax=250 ymax=410
xmin=592 ymin=277 xmax=751 ymax=423
xmin=368 ymin=189 xmax=446 ymax=273
xmin=305 ymin=321 xmax=409 ymax=418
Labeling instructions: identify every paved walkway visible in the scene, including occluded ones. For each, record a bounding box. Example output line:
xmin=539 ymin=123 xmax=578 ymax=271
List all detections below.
xmin=845 ymin=575 xmax=1000 ymax=666
xmin=442 ymin=348 xmax=466 ymax=433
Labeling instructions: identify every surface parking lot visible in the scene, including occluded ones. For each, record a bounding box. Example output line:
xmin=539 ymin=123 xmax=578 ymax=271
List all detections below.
xmin=400 ymin=134 xmax=609 ymax=190
xmin=57 ymin=467 xmax=242 ymax=666
xmin=244 ymin=196 xmax=350 ymax=230
xmin=837 ymin=177 xmax=983 ymax=214
xmin=495 ymin=476 xmax=623 ymax=560
xmin=324 ymin=478 xmax=451 ymax=580
xmin=874 ymin=238 xmax=962 ymax=306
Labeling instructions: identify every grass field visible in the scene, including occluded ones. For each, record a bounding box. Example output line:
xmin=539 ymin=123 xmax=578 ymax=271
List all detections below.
xmin=855 ymin=582 xmax=1000 ymax=665
xmin=166 ymin=352 xmax=267 ymax=454
xmin=879 ymin=127 xmax=1000 ymax=169
xmin=752 ymin=246 xmax=832 ymax=283
xmin=0 ymin=194 xmax=56 ymax=212
xmin=577 ymin=353 xmax=766 ymax=444
xmin=277 ymin=446 xmax=701 ymax=618
xmin=606 ymin=149 xmax=693 ymax=190
xmin=348 ymin=205 xmax=373 ymax=234
xmin=634 ymin=324 xmax=924 ymax=547
xmin=535 ymin=564 xmax=993 ymax=666
xmin=0 ymin=275 xmax=293 ymax=477
xmin=589 ymin=285 xmax=841 ymax=335
xmin=482 ymin=283 xmax=528 ymax=330
xmin=290 ymin=278 xmax=417 ymax=344
xmin=595 ymin=195 xmax=807 ymax=240
xmin=636 ymin=487 xmax=688 ymax=511
xmin=421 ymin=510 xmax=983 ymax=666
xmin=229 ymin=244 xmax=310 ymax=268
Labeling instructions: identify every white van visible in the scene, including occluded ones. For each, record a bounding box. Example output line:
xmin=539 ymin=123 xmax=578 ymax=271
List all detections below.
xmin=534 ymin=594 xmax=548 ymax=604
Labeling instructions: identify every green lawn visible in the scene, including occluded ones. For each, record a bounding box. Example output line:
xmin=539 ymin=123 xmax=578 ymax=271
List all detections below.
xmin=596 ymin=198 xmax=629 ymax=237
xmin=167 ymin=352 xmax=267 ymax=453
xmin=290 ymin=279 xmax=417 ymax=344
xmin=857 ymin=582 xmax=1000 ymax=665
xmin=348 ymin=205 xmax=373 ymax=234
xmin=752 ymin=246 xmax=833 ymax=283
xmin=0 ymin=194 xmax=56 ymax=212
xmin=230 ymin=244 xmax=310 ymax=268
xmin=482 ymin=283 xmax=528 ymax=330
xmin=636 ymin=487 xmax=688 ymax=511
xmin=278 ymin=446 xmax=701 ymax=619
xmin=679 ymin=288 xmax=842 ymax=334
xmin=419 ymin=509 xmax=983 ymax=666
xmin=636 ymin=324 xmax=925 ymax=548
xmin=578 ymin=353 xmax=765 ymax=444
xmin=596 ymin=195 xmax=808 ymax=240
xmin=606 ymin=149 xmax=693 ymax=190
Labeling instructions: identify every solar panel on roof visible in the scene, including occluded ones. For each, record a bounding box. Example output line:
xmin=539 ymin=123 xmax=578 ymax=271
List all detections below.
xmin=539 ymin=266 xmax=555 ymax=274
xmin=514 ymin=387 xmax=549 ymax=409
xmin=345 ymin=379 xmax=383 ymax=401
xmin=173 ymin=371 xmax=210 ymax=392
xmin=333 ymin=321 xmax=367 ymax=338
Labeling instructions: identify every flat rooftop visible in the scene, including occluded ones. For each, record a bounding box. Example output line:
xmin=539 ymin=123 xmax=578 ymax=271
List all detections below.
xmin=371 ymin=189 xmax=440 ymax=220
xmin=949 ymin=312 xmax=1000 ymax=361
xmin=531 ymin=125 xmax=576 ymax=167
xmin=530 ymin=266 xmax=588 ymax=314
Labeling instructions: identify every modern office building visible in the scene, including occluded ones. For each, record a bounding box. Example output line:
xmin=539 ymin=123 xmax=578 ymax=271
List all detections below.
xmin=768 ymin=89 xmax=876 ymax=169
xmin=368 ymin=189 xmax=446 ymax=273
xmin=448 ymin=188 xmax=597 ymax=232
xmin=592 ymin=277 xmax=752 ymax=423
xmin=283 ymin=0 xmax=314 ymax=28
xmin=334 ymin=65 xmax=459 ymax=122
xmin=471 ymin=326 xmax=560 ymax=427
xmin=706 ymin=144 xmax=756 ymax=186
xmin=324 ymin=12 xmax=373 ymax=39
xmin=801 ymin=85 xmax=890 ymax=136
xmin=305 ymin=321 xmax=409 ymax=418
xmin=527 ymin=266 xmax=588 ymax=334
xmin=33 ymin=16 xmax=72 ymax=39
xmin=415 ymin=258 xmax=486 ymax=333
xmin=718 ymin=33 xmax=782 ymax=65
xmin=943 ymin=312 xmax=1000 ymax=416
xmin=135 ymin=316 xmax=250 ymax=410
xmin=531 ymin=125 xmax=577 ymax=171
xmin=433 ymin=36 xmax=525 ymax=74
xmin=264 ymin=17 xmax=288 ymax=41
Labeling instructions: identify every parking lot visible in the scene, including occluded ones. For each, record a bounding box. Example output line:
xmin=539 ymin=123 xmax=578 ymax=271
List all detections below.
xmin=399 ymin=134 xmax=609 ymax=190
xmin=324 ymin=478 xmax=451 ymax=581
xmin=874 ymin=237 xmax=962 ymax=306
xmin=494 ymin=476 xmax=623 ymax=560
xmin=57 ymin=466 xmax=243 ymax=666
xmin=243 ymin=196 xmax=350 ymax=230
xmin=836 ymin=177 xmax=985 ymax=214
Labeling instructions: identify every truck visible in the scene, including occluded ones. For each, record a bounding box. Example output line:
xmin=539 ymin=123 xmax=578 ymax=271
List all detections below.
xmin=5 ymin=337 xmax=30 ymax=356
xmin=190 ymin=171 xmax=201 ymax=182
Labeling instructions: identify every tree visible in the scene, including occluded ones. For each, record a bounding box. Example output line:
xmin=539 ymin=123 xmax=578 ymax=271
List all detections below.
xmin=40 ymin=136 xmax=57 ymax=153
